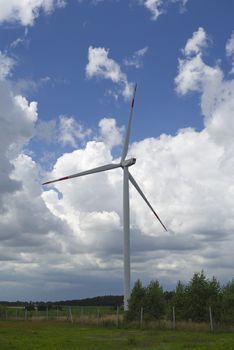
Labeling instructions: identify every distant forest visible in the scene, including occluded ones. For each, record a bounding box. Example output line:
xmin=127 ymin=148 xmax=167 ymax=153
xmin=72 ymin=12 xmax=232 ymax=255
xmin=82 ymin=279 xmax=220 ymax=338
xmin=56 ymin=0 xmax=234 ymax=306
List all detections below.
xmin=0 ymin=295 xmax=124 ymax=310
xmin=0 ymin=293 xmax=174 ymax=310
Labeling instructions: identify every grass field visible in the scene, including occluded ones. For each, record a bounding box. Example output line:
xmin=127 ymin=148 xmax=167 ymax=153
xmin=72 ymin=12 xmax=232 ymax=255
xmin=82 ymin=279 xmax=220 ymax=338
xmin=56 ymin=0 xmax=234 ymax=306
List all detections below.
xmin=0 ymin=321 xmax=234 ymax=349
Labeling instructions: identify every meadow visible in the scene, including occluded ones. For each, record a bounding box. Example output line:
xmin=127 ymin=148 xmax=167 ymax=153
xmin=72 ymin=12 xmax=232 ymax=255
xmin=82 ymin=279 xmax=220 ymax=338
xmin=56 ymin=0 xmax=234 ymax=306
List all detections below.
xmin=0 ymin=321 xmax=234 ymax=349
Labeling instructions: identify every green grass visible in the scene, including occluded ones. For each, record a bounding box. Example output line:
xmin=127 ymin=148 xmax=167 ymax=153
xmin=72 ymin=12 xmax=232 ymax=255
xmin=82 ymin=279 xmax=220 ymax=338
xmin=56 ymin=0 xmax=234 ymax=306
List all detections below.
xmin=0 ymin=321 xmax=234 ymax=349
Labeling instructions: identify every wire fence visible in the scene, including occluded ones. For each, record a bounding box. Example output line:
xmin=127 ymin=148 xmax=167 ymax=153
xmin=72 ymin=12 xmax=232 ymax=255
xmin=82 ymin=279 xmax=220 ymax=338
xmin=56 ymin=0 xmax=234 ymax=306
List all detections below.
xmin=0 ymin=306 xmax=122 ymax=326
xmin=1 ymin=305 xmax=234 ymax=332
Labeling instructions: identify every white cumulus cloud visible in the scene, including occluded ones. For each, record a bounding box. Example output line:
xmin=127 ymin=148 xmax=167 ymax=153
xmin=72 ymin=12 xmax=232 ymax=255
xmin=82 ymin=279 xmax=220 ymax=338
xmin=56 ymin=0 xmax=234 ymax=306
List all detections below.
xmin=124 ymin=47 xmax=148 ymax=69
xmin=226 ymin=31 xmax=234 ymax=74
xmin=98 ymin=118 xmax=123 ymax=149
xmin=143 ymin=0 xmax=163 ymax=20
xmin=86 ymin=46 xmax=134 ymax=99
xmin=0 ymin=53 xmax=76 ymax=300
xmin=35 ymin=116 xmax=92 ymax=149
xmin=142 ymin=0 xmax=189 ymax=20
xmin=175 ymin=27 xmax=234 ymax=152
xmin=0 ymin=0 xmax=66 ymax=26
xmin=58 ymin=116 xmax=92 ymax=148
xmin=175 ymin=54 xmax=222 ymax=96
xmin=175 ymin=27 xmax=222 ymax=96
xmin=183 ymin=27 xmax=209 ymax=56
xmin=0 ymin=51 xmax=15 ymax=80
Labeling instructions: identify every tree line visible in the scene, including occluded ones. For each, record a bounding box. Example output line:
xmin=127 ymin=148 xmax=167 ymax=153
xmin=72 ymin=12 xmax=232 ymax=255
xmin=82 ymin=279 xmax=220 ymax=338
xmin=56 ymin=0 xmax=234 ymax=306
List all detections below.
xmin=0 ymin=295 xmax=123 ymax=311
xmin=127 ymin=271 xmax=234 ymax=323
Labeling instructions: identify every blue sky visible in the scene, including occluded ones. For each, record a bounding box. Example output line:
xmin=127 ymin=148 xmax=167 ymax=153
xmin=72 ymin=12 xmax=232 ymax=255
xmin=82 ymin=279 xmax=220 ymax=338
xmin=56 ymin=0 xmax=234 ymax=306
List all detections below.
xmin=1 ymin=0 xmax=234 ymax=301
xmin=5 ymin=0 xmax=233 ymax=138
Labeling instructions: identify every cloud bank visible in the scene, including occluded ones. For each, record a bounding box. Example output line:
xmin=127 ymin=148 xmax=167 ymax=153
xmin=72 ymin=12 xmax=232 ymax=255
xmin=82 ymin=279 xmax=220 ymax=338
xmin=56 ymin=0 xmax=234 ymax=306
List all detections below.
xmin=43 ymin=27 xmax=234 ymax=290
xmin=1 ymin=27 xmax=234 ymax=300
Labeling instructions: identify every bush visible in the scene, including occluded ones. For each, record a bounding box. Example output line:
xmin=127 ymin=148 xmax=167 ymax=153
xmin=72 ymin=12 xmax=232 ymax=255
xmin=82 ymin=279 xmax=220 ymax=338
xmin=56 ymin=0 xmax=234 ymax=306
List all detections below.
xmin=221 ymin=279 xmax=234 ymax=324
xmin=126 ymin=279 xmax=145 ymax=321
xmin=144 ymin=280 xmax=165 ymax=320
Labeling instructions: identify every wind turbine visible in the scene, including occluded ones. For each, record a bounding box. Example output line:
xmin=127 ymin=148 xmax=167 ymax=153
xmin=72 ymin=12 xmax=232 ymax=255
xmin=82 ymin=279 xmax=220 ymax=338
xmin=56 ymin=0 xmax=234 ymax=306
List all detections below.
xmin=43 ymin=84 xmax=167 ymax=310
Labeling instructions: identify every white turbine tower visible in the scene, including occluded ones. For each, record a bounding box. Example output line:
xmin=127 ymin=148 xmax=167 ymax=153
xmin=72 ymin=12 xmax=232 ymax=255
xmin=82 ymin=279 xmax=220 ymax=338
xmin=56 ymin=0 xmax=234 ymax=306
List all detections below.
xmin=43 ymin=84 xmax=167 ymax=310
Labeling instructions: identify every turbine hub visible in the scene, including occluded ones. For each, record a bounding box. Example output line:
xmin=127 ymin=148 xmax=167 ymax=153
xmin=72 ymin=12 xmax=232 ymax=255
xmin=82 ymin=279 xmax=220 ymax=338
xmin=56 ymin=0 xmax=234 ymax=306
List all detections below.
xmin=122 ymin=158 xmax=136 ymax=167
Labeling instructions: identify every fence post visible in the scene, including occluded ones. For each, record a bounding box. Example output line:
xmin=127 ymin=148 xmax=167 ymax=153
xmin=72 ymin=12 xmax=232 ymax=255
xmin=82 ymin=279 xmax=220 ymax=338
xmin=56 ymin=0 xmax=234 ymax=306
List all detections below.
xmin=172 ymin=306 xmax=176 ymax=329
xmin=56 ymin=306 xmax=59 ymax=320
xmin=24 ymin=308 xmax=27 ymax=321
xmin=96 ymin=308 xmax=100 ymax=326
xmin=69 ymin=306 xmax=73 ymax=323
xmin=140 ymin=307 xmax=143 ymax=328
xmin=46 ymin=307 xmax=48 ymax=320
xmin=209 ymin=306 xmax=213 ymax=331
xmin=116 ymin=306 xmax=119 ymax=328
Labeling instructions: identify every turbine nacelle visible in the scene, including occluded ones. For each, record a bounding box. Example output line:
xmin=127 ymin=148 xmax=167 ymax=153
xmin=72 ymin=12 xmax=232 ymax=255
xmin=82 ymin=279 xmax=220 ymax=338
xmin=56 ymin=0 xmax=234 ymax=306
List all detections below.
xmin=121 ymin=158 xmax=136 ymax=168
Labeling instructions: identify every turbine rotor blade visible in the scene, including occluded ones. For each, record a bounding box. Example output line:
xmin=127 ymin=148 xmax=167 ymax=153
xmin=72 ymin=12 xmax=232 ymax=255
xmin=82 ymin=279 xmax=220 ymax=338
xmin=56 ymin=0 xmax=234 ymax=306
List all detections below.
xmin=121 ymin=83 xmax=137 ymax=163
xmin=128 ymin=172 xmax=167 ymax=231
xmin=42 ymin=163 xmax=121 ymax=185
